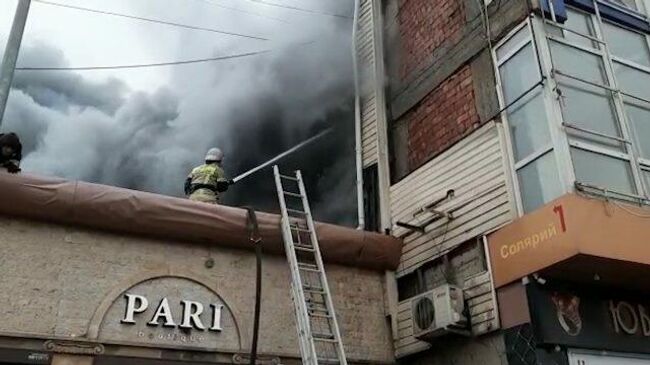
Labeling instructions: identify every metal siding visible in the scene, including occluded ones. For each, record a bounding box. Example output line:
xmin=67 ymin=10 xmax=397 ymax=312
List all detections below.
xmin=390 ymin=123 xmax=513 ymax=357
xmin=358 ymin=0 xmax=378 ymax=167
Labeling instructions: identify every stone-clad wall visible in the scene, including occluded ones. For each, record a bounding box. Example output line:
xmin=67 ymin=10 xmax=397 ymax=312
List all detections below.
xmin=0 ymin=216 xmax=394 ymax=363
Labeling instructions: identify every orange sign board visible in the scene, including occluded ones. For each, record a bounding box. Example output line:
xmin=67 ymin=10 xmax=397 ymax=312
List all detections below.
xmin=487 ymin=193 xmax=650 ymax=287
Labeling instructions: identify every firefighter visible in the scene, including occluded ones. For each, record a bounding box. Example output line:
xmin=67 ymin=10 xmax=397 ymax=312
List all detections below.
xmin=0 ymin=132 xmax=22 ymax=174
xmin=185 ymin=147 xmax=233 ymax=204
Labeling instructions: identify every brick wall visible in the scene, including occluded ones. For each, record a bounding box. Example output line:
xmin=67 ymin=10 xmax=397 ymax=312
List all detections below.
xmin=397 ymin=0 xmax=465 ymax=81
xmin=405 ymin=65 xmax=479 ymax=171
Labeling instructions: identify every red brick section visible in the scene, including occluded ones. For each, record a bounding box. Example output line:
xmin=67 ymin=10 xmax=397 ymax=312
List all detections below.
xmin=406 ymin=65 xmax=479 ymax=171
xmin=397 ymin=0 xmax=465 ymax=81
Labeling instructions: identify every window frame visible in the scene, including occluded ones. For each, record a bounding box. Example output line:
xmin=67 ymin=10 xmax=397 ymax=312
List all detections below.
xmin=494 ymin=9 xmax=650 ymax=215
xmin=493 ymin=19 xmax=572 ymax=216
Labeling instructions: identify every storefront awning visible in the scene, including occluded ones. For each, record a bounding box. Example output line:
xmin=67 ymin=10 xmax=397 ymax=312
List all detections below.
xmin=487 ymin=193 xmax=650 ymax=290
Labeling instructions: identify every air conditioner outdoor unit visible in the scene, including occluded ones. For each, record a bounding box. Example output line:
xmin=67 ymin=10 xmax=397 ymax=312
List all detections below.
xmin=411 ymin=284 xmax=469 ymax=341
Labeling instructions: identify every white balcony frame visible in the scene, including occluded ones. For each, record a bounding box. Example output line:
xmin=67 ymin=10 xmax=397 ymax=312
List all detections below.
xmin=494 ymin=6 xmax=650 ymax=216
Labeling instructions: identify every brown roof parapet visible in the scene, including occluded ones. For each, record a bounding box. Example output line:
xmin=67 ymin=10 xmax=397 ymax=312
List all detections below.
xmin=0 ymin=173 xmax=402 ymax=271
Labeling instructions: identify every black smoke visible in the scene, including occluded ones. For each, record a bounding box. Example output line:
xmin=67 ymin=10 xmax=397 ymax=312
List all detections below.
xmin=1 ymin=3 xmax=358 ymax=226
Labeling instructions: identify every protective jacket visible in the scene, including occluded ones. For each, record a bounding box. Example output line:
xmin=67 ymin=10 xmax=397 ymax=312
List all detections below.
xmin=0 ymin=133 xmax=22 ymax=173
xmin=185 ymin=163 xmax=229 ymax=204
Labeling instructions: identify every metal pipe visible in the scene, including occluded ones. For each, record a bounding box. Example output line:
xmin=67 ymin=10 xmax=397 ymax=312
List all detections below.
xmin=562 ymin=122 xmax=631 ymax=143
xmin=232 ymin=128 xmax=332 ymax=183
xmin=0 ymin=0 xmax=31 ymax=127
xmin=352 ymin=0 xmax=365 ymax=230
xmin=245 ymin=207 xmax=262 ymax=365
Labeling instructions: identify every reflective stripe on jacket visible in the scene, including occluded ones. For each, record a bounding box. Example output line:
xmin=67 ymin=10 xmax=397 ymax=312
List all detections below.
xmin=187 ymin=163 xmax=225 ymax=204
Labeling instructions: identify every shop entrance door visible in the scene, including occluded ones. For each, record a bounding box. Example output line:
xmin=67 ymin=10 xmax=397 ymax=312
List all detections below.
xmin=570 ymin=351 xmax=650 ymax=365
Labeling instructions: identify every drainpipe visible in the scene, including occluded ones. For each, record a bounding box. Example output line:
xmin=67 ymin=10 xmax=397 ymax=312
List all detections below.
xmin=245 ymin=207 xmax=262 ymax=365
xmin=352 ymin=0 xmax=365 ymax=230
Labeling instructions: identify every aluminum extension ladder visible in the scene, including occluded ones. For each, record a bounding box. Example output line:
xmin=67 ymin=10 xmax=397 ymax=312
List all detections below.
xmin=272 ymin=165 xmax=348 ymax=365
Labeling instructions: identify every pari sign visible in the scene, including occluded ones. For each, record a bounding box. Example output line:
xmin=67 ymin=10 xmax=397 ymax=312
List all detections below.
xmin=121 ymin=294 xmax=224 ymax=332
xmin=97 ymin=277 xmax=239 ymax=349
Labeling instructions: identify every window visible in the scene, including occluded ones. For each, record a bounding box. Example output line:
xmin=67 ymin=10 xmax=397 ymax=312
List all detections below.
xmin=396 ymin=239 xmax=485 ymax=301
xmin=601 ymin=21 xmax=650 ymax=67
xmin=571 ymin=147 xmax=636 ymax=193
xmin=518 ymin=151 xmax=564 ymax=212
xmin=615 ymin=62 xmax=650 ymax=101
xmin=363 ymin=165 xmax=380 ymax=232
xmin=644 ymin=169 xmax=650 ymax=191
xmin=626 ymin=103 xmax=650 ymax=159
xmin=495 ymin=11 xmax=650 ymax=214
xmin=495 ymin=23 xmax=563 ymax=213
xmin=500 ymin=45 xmax=551 ymax=160
xmin=546 ymin=7 xmax=598 ymax=48
xmin=397 ymin=271 xmax=419 ymax=301
xmin=560 ymin=82 xmax=625 ymax=150
xmin=549 ymin=41 xmax=609 ymax=85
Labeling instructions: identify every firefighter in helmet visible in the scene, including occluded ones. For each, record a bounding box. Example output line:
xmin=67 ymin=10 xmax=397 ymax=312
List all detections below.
xmin=185 ymin=148 xmax=233 ymax=204
xmin=0 ymin=132 xmax=22 ymax=174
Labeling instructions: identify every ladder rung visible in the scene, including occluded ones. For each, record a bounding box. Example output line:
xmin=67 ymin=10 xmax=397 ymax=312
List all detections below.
xmin=308 ymin=312 xmax=332 ymax=319
xmin=303 ymin=287 xmax=326 ymax=294
xmin=298 ymin=265 xmax=321 ymax=273
xmin=313 ymin=332 xmax=335 ymax=340
xmin=287 ymin=208 xmax=307 ymax=215
xmin=289 ymin=225 xmax=310 ymax=233
xmin=280 ymin=174 xmax=299 ymax=181
xmin=294 ymin=245 xmax=315 ymax=252
xmin=306 ymin=304 xmax=329 ymax=312
xmin=297 ymin=262 xmax=318 ymax=269
xmin=317 ymin=358 xmax=340 ymax=364
xmin=314 ymin=337 xmax=338 ymax=343
xmin=283 ymin=191 xmax=302 ymax=198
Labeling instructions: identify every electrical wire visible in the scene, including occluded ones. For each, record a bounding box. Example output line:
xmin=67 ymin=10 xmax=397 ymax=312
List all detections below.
xmin=194 ymin=0 xmax=291 ymax=24
xmin=613 ymin=200 xmax=650 ymax=218
xmin=15 ymin=41 xmax=316 ymax=71
xmin=246 ymin=0 xmax=352 ymax=20
xmin=33 ymin=0 xmax=269 ymax=41
xmin=16 ymin=50 xmax=269 ymax=71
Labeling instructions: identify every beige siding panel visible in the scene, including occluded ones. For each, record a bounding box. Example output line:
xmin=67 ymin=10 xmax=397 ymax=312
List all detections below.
xmin=390 ymin=128 xmax=502 ymax=219
xmin=389 ymin=123 xmax=514 ymax=275
xmin=396 ymin=169 xmax=504 ymax=246
xmin=395 ymin=301 xmax=430 ymax=357
xmin=464 ymin=272 xmax=498 ymax=336
xmin=398 ymin=189 xmax=509 ymax=273
xmin=389 ymin=124 xmax=497 ymax=192
xmin=390 ymin=147 xmax=502 ymax=221
xmin=357 ymin=0 xmax=378 ymax=168
xmin=390 ymin=123 xmax=511 ymax=355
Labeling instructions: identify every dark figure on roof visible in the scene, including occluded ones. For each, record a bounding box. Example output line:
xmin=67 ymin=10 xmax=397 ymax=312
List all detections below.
xmin=0 ymin=133 xmax=22 ymax=174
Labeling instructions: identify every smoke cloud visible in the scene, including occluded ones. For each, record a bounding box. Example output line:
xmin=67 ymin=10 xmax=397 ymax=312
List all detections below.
xmin=1 ymin=2 xmax=357 ymax=226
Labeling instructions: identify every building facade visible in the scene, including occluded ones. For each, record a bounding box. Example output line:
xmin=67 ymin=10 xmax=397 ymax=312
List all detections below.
xmin=357 ymin=0 xmax=650 ymax=363
xmin=0 ymin=174 xmax=399 ymax=365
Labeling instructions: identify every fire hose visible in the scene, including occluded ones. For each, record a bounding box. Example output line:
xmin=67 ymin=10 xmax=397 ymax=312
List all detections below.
xmin=245 ymin=207 xmax=262 ymax=365
xmin=231 ymin=128 xmax=332 ymax=184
